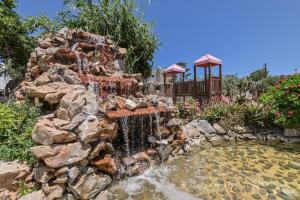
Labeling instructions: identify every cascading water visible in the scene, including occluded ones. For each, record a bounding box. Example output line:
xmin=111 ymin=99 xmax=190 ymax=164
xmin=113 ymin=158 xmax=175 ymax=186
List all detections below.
xmin=149 ymin=114 xmax=153 ymax=136
xmin=87 ymin=82 xmax=100 ymax=96
xmin=74 ymin=51 xmax=83 ymax=73
xmin=120 ymin=116 xmax=130 ymax=157
xmin=140 ymin=115 xmax=144 ymax=150
xmin=110 ymin=166 xmax=201 ymax=200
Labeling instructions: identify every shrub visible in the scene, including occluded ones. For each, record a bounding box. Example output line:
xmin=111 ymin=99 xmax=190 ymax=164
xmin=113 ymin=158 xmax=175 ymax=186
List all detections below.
xmin=176 ymin=98 xmax=199 ymax=120
xmin=260 ymin=73 xmax=300 ymax=128
xmin=0 ymin=101 xmax=40 ymax=166
xmin=200 ymin=101 xmax=274 ymax=130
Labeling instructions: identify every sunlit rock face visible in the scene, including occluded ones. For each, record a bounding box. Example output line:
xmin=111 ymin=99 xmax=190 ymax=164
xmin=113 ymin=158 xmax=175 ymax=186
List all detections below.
xmin=14 ymin=28 xmax=186 ymax=199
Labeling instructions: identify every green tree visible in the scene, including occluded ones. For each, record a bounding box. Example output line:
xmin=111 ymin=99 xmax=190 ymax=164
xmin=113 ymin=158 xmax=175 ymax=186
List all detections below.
xmin=58 ymin=0 xmax=158 ymax=78
xmin=176 ymin=62 xmax=191 ymax=80
xmin=0 ymin=0 xmax=35 ymax=80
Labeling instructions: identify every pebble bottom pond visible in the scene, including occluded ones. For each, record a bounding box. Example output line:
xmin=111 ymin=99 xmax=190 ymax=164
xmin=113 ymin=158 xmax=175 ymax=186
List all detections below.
xmin=106 ymin=142 xmax=300 ymax=200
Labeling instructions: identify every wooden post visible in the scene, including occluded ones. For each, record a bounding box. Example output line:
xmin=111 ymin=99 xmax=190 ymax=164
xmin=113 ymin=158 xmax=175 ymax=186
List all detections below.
xmin=208 ymin=63 xmax=212 ymax=102
xmin=219 ymin=64 xmax=222 ymax=97
xmin=194 ymin=65 xmax=197 ymax=100
xmin=204 ymin=67 xmax=207 ymax=95
xmin=173 ymin=72 xmax=176 ymax=103
xmin=183 ymin=72 xmax=185 ymax=102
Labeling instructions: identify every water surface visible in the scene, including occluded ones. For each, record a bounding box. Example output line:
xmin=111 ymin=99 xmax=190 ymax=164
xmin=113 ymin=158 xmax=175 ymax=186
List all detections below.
xmin=107 ymin=142 xmax=300 ymax=200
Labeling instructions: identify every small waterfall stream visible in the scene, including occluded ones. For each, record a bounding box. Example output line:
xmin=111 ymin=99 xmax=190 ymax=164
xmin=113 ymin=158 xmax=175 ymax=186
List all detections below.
xmin=140 ymin=115 xmax=144 ymax=150
xmin=120 ymin=116 xmax=130 ymax=157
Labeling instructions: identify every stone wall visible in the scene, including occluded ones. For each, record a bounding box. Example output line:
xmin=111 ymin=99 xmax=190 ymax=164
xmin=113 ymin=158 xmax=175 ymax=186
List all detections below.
xmin=12 ymin=29 xmax=188 ymax=200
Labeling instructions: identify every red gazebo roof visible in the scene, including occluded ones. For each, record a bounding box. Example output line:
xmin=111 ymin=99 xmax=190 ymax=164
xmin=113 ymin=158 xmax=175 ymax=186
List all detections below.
xmin=193 ymin=54 xmax=222 ymax=67
xmin=163 ymin=64 xmax=185 ymax=74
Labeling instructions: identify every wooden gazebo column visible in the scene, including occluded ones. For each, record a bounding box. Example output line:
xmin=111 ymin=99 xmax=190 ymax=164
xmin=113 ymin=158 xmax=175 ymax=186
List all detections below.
xmin=219 ymin=64 xmax=222 ymax=96
xmin=208 ymin=63 xmax=212 ymax=101
xmin=193 ymin=65 xmax=197 ymax=100
xmin=182 ymin=72 xmax=185 ymax=102
xmin=172 ymin=72 xmax=176 ymax=103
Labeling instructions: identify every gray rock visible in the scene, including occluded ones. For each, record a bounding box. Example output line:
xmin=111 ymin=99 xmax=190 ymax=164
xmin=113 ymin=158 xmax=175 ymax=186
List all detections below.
xmin=19 ymin=190 xmax=45 ymax=200
xmin=76 ymin=115 xmax=100 ymax=143
xmin=32 ymin=118 xmax=77 ymax=145
xmin=33 ymin=166 xmax=54 ymax=183
xmin=284 ymin=128 xmax=300 ymax=137
xmin=213 ymin=123 xmax=226 ymax=135
xmin=185 ymin=120 xmax=216 ymax=138
xmin=125 ymin=99 xmax=137 ymax=110
xmin=44 ymin=142 xmax=91 ymax=168
xmin=69 ymin=172 xmax=112 ymax=200
xmin=68 ymin=166 xmax=81 ymax=184
xmin=280 ymin=187 xmax=298 ymax=197
xmin=167 ymin=118 xmax=183 ymax=127
xmin=0 ymin=161 xmax=30 ymax=191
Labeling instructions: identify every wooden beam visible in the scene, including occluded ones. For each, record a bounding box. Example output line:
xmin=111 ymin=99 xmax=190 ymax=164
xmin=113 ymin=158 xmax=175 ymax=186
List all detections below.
xmin=194 ymin=65 xmax=197 ymax=99
xmin=208 ymin=63 xmax=212 ymax=102
xmin=183 ymin=72 xmax=185 ymax=102
xmin=173 ymin=72 xmax=176 ymax=103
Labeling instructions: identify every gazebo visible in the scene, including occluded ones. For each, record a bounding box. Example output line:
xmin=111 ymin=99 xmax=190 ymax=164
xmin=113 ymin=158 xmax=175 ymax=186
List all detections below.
xmin=163 ymin=64 xmax=186 ymax=102
xmin=163 ymin=54 xmax=223 ymax=104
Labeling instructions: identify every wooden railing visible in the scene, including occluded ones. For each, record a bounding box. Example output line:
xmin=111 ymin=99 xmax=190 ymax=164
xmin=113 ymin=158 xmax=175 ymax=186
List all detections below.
xmin=172 ymin=77 xmax=221 ymax=97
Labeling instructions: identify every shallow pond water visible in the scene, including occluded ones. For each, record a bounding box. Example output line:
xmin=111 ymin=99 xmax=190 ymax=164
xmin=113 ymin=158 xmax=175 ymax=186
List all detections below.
xmin=107 ymin=142 xmax=300 ymax=200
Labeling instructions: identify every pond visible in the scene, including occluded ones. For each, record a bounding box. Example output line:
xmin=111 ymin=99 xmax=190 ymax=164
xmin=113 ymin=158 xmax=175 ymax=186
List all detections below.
xmin=105 ymin=142 xmax=300 ymax=200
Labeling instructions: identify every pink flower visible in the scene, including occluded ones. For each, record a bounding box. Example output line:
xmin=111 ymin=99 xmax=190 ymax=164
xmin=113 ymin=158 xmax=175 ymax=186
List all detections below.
xmin=298 ymin=84 xmax=300 ymax=88
xmin=298 ymin=93 xmax=300 ymax=97
xmin=275 ymin=112 xmax=281 ymax=118
xmin=284 ymin=90 xmax=289 ymax=94
xmin=287 ymin=111 xmax=294 ymax=118
xmin=275 ymin=85 xmax=280 ymax=89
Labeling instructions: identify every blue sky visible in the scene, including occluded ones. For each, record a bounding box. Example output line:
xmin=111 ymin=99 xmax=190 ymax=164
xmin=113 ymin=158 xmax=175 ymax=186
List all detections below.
xmin=17 ymin=0 xmax=300 ymax=76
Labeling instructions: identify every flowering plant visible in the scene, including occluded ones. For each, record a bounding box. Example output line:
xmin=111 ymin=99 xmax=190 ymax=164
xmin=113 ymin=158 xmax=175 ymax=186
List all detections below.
xmin=260 ymin=73 xmax=300 ymax=128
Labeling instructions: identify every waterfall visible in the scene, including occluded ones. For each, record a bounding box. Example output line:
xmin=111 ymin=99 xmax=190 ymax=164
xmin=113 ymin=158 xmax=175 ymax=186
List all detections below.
xmin=74 ymin=51 xmax=82 ymax=73
xmin=149 ymin=114 xmax=153 ymax=136
xmin=87 ymin=82 xmax=100 ymax=96
xmin=140 ymin=115 xmax=144 ymax=150
xmin=154 ymin=112 xmax=163 ymax=159
xmin=120 ymin=117 xmax=130 ymax=157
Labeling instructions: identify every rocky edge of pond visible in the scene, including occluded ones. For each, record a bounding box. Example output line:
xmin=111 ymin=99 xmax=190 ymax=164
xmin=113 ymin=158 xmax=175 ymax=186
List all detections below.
xmin=0 ymin=28 xmax=299 ymax=200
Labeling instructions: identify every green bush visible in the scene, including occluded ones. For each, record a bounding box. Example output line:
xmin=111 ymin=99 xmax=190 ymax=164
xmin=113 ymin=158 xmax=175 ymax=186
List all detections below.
xmin=200 ymin=102 xmax=273 ymax=130
xmin=176 ymin=98 xmax=199 ymax=120
xmin=0 ymin=101 xmax=40 ymax=166
xmin=260 ymin=73 xmax=300 ymax=128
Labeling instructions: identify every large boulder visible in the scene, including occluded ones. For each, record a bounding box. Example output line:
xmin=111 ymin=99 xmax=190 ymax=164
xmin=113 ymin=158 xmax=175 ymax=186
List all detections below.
xmin=184 ymin=120 xmax=216 ymax=138
xmin=69 ymin=172 xmax=112 ymax=200
xmin=32 ymin=118 xmax=77 ymax=145
xmin=23 ymin=82 xmax=84 ymax=105
xmin=19 ymin=190 xmax=46 ymax=200
xmin=43 ymin=142 xmax=91 ymax=168
xmin=76 ymin=115 xmax=100 ymax=143
xmin=91 ymin=155 xmax=118 ymax=175
xmin=56 ymin=90 xmax=98 ymax=121
xmin=0 ymin=161 xmax=30 ymax=191
xmin=98 ymin=119 xmax=118 ymax=141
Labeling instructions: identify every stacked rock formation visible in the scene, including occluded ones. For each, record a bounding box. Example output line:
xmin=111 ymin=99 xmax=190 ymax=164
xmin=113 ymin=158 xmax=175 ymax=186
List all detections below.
xmin=15 ymin=28 xmax=188 ymax=200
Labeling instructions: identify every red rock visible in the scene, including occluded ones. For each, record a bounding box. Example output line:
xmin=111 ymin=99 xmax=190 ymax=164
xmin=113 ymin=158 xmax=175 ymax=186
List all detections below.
xmin=91 ymin=155 xmax=118 ymax=175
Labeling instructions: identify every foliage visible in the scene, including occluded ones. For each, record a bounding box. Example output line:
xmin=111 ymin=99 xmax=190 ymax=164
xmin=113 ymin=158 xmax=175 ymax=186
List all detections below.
xmin=0 ymin=0 xmax=35 ymax=80
xmin=17 ymin=180 xmax=34 ymax=196
xmin=222 ymin=68 xmax=279 ymax=101
xmin=176 ymin=62 xmax=191 ymax=80
xmin=0 ymin=101 xmax=40 ymax=166
xmin=59 ymin=0 xmax=158 ymax=77
xmin=200 ymin=101 xmax=274 ymax=130
xmin=260 ymin=73 xmax=300 ymax=128
xmin=176 ymin=98 xmax=199 ymax=120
